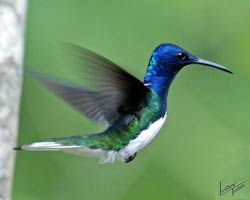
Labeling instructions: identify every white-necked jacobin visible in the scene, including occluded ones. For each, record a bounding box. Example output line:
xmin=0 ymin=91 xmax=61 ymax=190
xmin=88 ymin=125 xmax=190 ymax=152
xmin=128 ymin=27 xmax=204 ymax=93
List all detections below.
xmin=15 ymin=43 xmax=232 ymax=164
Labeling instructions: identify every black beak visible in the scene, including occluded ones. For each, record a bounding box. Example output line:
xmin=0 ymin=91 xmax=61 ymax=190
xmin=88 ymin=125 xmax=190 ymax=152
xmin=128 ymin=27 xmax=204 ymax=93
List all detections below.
xmin=192 ymin=58 xmax=233 ymax=74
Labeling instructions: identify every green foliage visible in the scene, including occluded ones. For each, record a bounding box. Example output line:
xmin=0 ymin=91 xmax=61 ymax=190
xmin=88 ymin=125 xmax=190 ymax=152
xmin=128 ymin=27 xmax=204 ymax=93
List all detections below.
xmin=14 ymin=0 xmax=250 ymax=199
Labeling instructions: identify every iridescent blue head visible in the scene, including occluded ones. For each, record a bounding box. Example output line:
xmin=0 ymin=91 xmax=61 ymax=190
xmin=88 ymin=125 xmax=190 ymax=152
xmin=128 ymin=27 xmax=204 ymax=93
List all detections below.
xmin=144 ymin=43 xmax=232 ymax=96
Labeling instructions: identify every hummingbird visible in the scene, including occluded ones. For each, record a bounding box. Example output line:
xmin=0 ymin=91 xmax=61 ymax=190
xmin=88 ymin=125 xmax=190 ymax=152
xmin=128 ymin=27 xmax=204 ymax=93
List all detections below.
xmin=15 ymin=43 xmax=232 ymax=164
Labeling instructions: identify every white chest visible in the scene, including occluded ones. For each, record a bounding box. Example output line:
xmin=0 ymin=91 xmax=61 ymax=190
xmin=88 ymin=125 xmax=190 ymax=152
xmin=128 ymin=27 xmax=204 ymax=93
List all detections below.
xmin=116 ymin=114 xmax=167 ymax=161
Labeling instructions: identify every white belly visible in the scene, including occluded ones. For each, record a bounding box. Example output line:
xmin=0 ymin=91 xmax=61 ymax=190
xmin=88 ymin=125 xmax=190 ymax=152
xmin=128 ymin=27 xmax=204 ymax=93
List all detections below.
xmin=116 ymin=114 xmax=167 ymax=161
xmin=63 ymin=114 xmax=167 ymax=164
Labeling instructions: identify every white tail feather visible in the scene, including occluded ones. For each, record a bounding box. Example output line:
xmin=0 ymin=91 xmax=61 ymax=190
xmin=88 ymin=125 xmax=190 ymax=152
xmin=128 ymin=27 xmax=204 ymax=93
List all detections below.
xmin=20 ymin=141 xmax=80 ymax=151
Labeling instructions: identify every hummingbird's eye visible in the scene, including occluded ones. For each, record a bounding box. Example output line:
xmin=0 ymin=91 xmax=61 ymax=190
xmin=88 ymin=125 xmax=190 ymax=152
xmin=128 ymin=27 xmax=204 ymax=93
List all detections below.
xmin=176 ymin=52 xmax=187 ymax=61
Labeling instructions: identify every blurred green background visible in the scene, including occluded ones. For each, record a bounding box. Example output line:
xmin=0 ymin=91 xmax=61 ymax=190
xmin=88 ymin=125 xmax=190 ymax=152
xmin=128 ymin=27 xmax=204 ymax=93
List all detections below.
xmin=13 ymin=0 xmax=250 ymax=200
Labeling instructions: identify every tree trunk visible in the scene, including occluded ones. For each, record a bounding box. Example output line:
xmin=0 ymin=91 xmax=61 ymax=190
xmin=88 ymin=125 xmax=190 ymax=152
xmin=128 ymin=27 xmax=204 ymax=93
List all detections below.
xmin=0 ymin=0 xmax=27 ymax=200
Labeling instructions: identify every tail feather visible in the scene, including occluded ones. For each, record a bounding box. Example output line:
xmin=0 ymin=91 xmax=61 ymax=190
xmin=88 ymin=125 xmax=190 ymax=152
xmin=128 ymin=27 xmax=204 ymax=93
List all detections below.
xmin=14 ymin=141 xmax=80 ymax=151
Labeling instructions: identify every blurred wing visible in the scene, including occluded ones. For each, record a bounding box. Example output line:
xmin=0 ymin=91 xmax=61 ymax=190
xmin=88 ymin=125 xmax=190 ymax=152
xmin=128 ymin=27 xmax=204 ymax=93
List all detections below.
xmin=29 ymin=44 xmax=149 ymax=125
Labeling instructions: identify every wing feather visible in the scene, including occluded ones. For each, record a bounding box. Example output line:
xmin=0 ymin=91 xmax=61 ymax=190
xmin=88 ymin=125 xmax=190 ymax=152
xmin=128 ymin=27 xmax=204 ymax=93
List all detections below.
xmin=28 ymin=44 xmax=150 ymax=125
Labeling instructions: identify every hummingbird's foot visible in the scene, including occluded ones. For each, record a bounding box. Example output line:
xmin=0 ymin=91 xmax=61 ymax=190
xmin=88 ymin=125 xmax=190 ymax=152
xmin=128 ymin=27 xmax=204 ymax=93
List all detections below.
xmin=124 ymin=152 xmax=137 ymax=163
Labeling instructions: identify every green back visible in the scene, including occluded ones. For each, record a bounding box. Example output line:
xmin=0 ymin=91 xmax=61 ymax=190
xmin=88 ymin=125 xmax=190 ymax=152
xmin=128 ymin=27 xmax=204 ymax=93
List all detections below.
xmin=56 ymin=90 xmax=165 ymax=150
